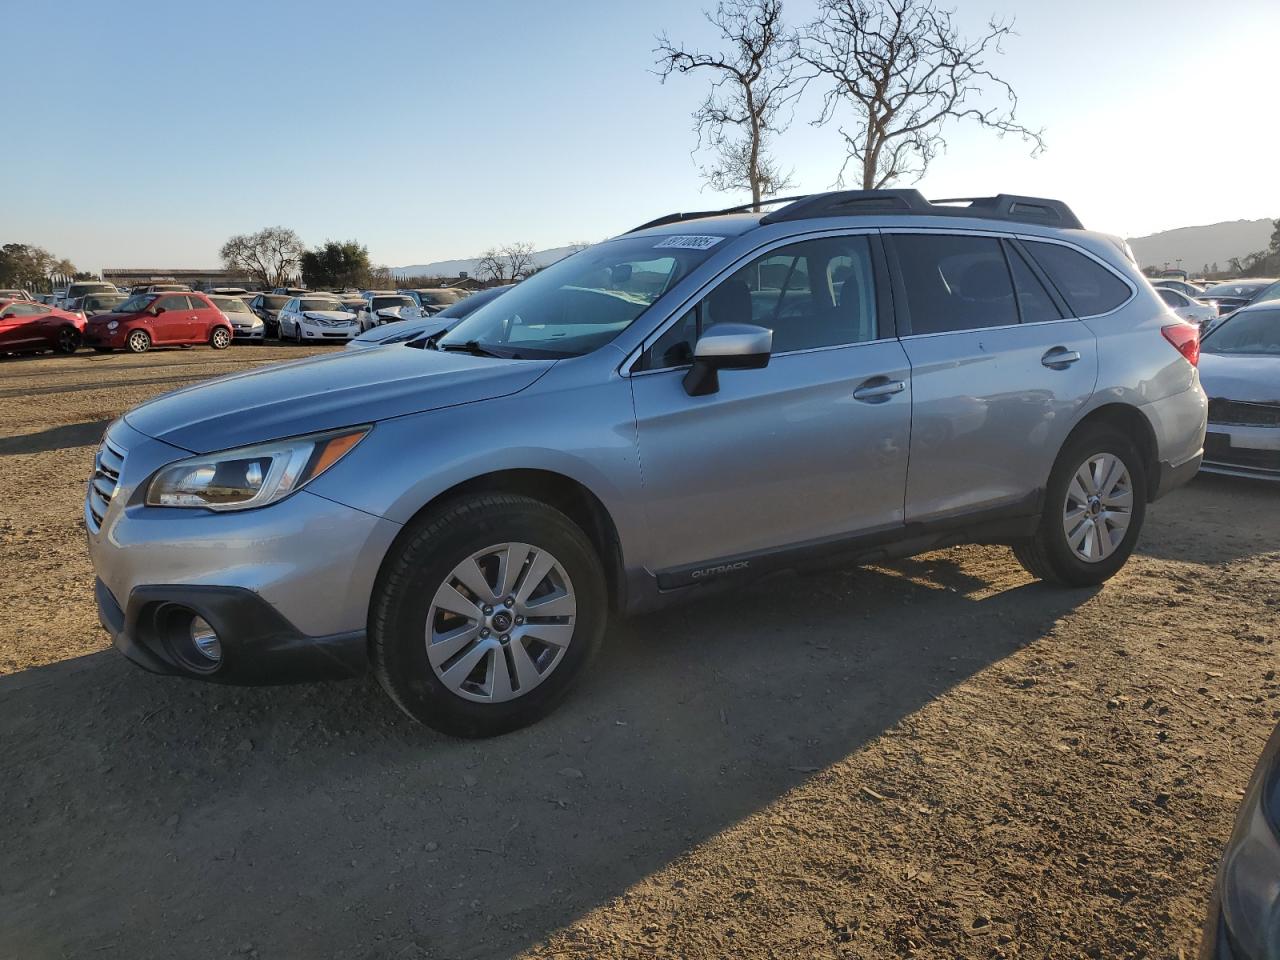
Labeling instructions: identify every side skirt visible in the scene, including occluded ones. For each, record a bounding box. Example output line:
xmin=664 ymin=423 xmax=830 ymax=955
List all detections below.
xmin=652 ymin=492 xmax=1043 ymax=592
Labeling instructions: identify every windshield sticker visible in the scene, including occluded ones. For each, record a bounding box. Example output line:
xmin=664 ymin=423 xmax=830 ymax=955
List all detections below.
xmin=653 ymin=235 xmax=725 ymax=250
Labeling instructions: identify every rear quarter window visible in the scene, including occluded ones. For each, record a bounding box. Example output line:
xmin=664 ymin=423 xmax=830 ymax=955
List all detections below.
xmin=1023 ymin=241 xmax=1132 ymax=317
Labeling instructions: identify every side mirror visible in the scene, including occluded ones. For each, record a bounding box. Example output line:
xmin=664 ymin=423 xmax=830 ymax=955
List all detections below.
xmin=682 ymin=323 xmax=772 ymax=397
xmin=146 ymin=306 xmax=162 ymax=316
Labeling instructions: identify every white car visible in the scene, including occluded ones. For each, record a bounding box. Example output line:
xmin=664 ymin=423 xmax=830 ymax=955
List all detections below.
xmin=1155 ymin=286 xmax=1217 ymax=329
xmin=57 ymin=280 xmax=118 ymax=310
xmin=278 ymin=296 xmax=361 ymax=343
xmin=357 ymin=293 xmax=421 ymax=332
xmin=209 ymin=295 xmax=265 ymax=341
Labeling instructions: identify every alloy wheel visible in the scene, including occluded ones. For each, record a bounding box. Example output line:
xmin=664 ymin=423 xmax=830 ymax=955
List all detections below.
xmin=425 ymin=542 xmax=576 ymax=703
xmin=1062 ymin=452 xmax=1133 ymax=563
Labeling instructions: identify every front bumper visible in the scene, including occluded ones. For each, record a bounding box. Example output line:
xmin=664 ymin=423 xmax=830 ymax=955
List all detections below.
xmin=231 ymin=326 xmax=264 ymax=340
xmin=1201 ymin=425 xmax=1280 ymax=482
xmin=82 ymin=326 xmax=128 ymax=348
xmin=299 ymin=325 xmax=360 ymax=341
xmin=96 ymin=578 xmax=366 ymax=682
xmin=86 ymin=418 xmax=403 ymax=683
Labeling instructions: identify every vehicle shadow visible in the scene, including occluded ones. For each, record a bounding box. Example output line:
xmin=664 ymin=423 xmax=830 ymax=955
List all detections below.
xmin=1137 ymin=472 xmax=1280 ymax=564
xmin=0 ymin=560 xmax=1090 ymax=960
xmin=0 ymin=418 xmax=112 ymax=456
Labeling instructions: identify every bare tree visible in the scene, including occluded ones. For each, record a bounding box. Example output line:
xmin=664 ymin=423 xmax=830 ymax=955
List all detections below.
xmin=476 ymin=242 xmax=537 ymax=283
xmin=800 ymin=0 xmax=1045 ymax=189
xmin=219 ymin=226 xmax=305 ymax=289
xmin=655 ymin=0 xmax=802 ymax=210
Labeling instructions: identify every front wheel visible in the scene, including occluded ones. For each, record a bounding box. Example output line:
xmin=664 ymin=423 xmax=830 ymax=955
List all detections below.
xmin=55 ymin=326 xmax=81 ymax=354
xmin=210 ymin=327 xmax=231 ymax=350
xmin=1012 ymin=427 xmax=1147 ymax=587
xmin=370 ymin=494 xmax=607 ymax=737
xmin=126 ymin=329 xmax=151 ymax=354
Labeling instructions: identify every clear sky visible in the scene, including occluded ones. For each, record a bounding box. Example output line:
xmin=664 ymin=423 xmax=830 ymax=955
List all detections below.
xmin=4 ymin=0 xmax=1277 ymax=271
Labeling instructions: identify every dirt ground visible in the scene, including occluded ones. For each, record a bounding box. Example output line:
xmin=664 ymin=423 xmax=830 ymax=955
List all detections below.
xmin=0 ymin=345 xmax=1276 ymax=960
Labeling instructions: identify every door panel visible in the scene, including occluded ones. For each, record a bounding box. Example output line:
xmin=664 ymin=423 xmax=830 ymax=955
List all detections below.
xmin=886 ymin=230 xmax=1100 ymax=523
xmin=631 ymin=340 xmax=912 ymax=572
xmin=0 ymin=304 xmax=42 ymax=349
xmin=151 ymin=295 xmax=192 ymax=343
xmin=900 ymin=322 xmax=1096 ymax=520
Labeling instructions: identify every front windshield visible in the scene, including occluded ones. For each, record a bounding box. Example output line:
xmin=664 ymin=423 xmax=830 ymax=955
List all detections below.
xmin=212 ymin=297 xmax=251 ymax=313
xmin=1251 ymin=280 xmax=1280 ymax=305
xmin=372 ymin=296 xmax=414 ymax=311
xmin=437 ymin=235 xmax=721 ymax=358
xmin=300 ymin=298 xmax=341 ymax=312
xmin=113 ymin=294 xmax=157 ymax=313
xmin=1202 ymin=309 xmax=1280 ymax=355
xmin=416 ymin=289 xmax=463 ymax=305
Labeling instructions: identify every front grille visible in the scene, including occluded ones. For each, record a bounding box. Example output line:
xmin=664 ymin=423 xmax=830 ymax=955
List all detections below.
xmin=1207 ymin=398 xmax=1280 ymax=427
xmin=87 ymin=437 xmax=126 ymax=531
xmin=1204 ymin=432 xmax=1280 ymax=473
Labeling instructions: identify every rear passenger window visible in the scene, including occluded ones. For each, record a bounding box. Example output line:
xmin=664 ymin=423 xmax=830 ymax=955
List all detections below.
xmin=187 ymin=296 xmax=207 ymax=310
xmin=643 ymin=234 xmax=879 ymax=369
xmin=1005 ymin=242 xmax=1064 ymax=324
xmin=1023 ymin=241 xmax=1131 ymax=317
xmin=893 ymin=234 xmax=1018 ymax=335
xmin=1157 ymin=288 xmax=1181 ymax=307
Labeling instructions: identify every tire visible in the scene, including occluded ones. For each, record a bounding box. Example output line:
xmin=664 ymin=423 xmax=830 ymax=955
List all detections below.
xmin=125 ymin=329 xmax=151 ymax=354
xmin=1013 ymin=426 xmax=1147 ymax=587
xmin=210 ymin=326 xmax=231 ymax=350
xmin=54 ymin=326 xmax=81 ymax=354
xmin=370 ymin=494 xmax=608 ymax=738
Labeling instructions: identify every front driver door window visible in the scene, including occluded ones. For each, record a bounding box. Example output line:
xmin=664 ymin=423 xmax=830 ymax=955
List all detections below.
xmin=630 ymin=233 xmax=913 ymax=578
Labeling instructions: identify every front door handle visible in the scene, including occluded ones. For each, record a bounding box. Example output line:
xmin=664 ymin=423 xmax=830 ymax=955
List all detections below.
xmin=853 ymin=377 xmax=906 ymax=402
xmin=1041 ymin=347 xmax=1082 ymax=369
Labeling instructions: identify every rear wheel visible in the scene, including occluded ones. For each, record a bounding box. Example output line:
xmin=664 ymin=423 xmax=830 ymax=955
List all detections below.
xmin=54 ymin=326 xmax=81 ymax=354
xmin=1013 ymin=426 xmax=1147 ymax=586
xmin=210 ymin=326 xmax=231 ymax=350
xmin=370 ymin=494 xmax=607 ymax=737
xmin=126 ymin=329 xmax=151 ymax=354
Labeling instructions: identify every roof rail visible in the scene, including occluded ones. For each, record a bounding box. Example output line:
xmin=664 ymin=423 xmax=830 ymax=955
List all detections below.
xmin=627 ymin=195 xmax=809 ymax=233
xmin=629 ymin=189 xmax=1084 ymax=235
xmin=760 ymin=189 xmax=1083 ymax=229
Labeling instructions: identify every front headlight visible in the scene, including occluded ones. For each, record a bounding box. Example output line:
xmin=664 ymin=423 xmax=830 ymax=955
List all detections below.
xmin=107 ymin=320 xmax=119 ymax=330
xmin=145 ymin=427 xmax=369 ymax=510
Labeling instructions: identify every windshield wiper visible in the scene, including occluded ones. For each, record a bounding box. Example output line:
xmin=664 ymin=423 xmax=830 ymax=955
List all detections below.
xmin=436 ymin=339 xmax=509 ymax=359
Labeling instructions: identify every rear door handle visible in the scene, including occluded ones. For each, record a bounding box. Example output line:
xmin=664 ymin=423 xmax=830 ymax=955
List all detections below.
xmin=1041 ymin=347 xmax=1081 ymax=369
xmin=853 ymin=377 xmax=906 ymax=402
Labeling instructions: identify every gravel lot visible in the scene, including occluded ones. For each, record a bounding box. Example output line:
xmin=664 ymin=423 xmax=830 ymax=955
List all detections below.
xmin=1 ymin=345 xmax=1277 ymax=959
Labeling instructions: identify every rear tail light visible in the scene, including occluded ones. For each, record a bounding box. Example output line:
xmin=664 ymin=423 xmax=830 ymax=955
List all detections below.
xmin=1161 ymin=323 xmax=1200 ymax=367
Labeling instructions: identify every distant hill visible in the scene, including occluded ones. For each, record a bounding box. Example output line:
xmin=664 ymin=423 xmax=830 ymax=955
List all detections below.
xmin=1127 ymin=219 xmax=1274 ymax=273
xmin=393 ymin=245 xmax=581 ymax=279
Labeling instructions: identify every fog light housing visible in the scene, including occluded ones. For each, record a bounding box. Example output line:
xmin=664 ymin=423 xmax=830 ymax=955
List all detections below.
xmin=189 ymin=616 xmax=222 ymax=662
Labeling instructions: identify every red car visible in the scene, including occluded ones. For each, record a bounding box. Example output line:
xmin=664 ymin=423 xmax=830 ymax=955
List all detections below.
xmin=0 ymin=298 xmax=85 ymax=355
xmin=82 ymin=292 xmax=233 ymax=354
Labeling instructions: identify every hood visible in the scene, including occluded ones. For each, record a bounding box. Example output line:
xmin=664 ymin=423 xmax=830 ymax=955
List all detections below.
xmin=1198 ymin=352 xmax=1280 ymax=404
xmin=124 ymin=347 xmax=556 ymax=453
xmin=301 ymin=310 xmax=354 ymax=323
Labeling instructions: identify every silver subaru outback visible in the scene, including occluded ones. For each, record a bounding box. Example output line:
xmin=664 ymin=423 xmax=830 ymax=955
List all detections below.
xmin=86 ymin=190 xmax=1207 ymax=737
